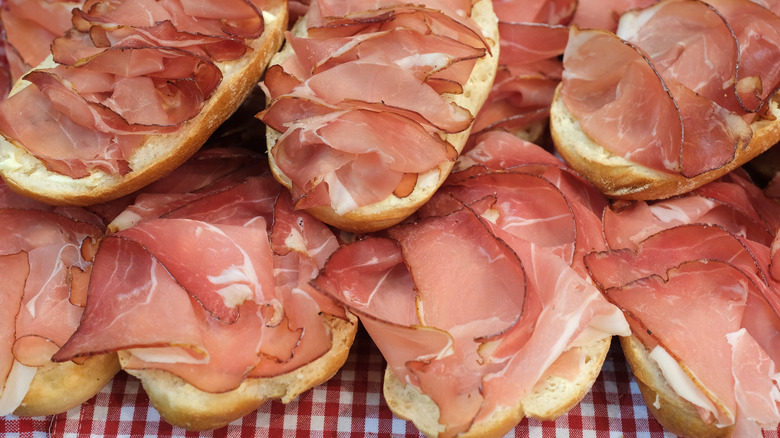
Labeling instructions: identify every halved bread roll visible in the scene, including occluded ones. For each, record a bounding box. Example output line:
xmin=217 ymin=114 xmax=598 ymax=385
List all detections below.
xmin=262 ymin=0 xmax=500 ymax=233
xmin=0 ymin=0 xmax=287 ymax=206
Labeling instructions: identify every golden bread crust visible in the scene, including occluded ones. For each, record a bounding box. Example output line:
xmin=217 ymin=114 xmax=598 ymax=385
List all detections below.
xmin=13 ymin=353 xmax=120 ymax=417
xmin=382 ymin=337 xmax=613 ymax=438
xmin=619 ymin=335 xmax=733 ymax=438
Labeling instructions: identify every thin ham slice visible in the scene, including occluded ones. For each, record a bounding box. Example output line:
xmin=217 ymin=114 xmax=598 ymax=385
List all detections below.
xmin=561 ymin=27 xmax=684 ymax=174
xmin=599 ymin=259 xmax=778 ymax=427
xmin=0 ymin=252 xmax=30 ymax=401
xmin=704 ymin=0 xmax=780 ymax=116
xmin=0 ymin=208 xmax=103 ymax=366
xmin=0 ymin=0 xmax=80 ymax=81
xmin=570 ymin=0 xmax=659 ymax=32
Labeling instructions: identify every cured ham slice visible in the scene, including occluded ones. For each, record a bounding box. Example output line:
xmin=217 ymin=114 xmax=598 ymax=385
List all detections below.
xmin=570 ymin=0 xmax=658 ymax=32
xmin=0 ymin=176 xmax=104 ymax=413
xmin=603 ymin=172 xmax=780 ymax=250
xmin=54 ymin=148 xmax=348 ymax=393
xmin=0 ymin=252 xmax=30 ymax=406
xmin=312 ymin=131 xmax=628 ymax=436
xmin=703 ymin=0 xmax=780 ymax=116
xmin=560 ymin=0 xmax=780 ymax=181
xmin=560 ymin=28 xmax=683 ymax=174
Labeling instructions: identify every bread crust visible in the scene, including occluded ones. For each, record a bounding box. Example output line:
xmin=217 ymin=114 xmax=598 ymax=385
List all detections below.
xmin=382 ymin=337 xmax=613 ymax=438
xmin=619 ymin=335 xmax=733 ymax=438
xmin=13 ymin=353 xmax=120 ymax=417
xmin=551 ymin=85 xmax=780 ymax=200
xmin=0 ymin=2 xmax=288 ymax=206
xmin=120 ymin=313 xmax=358 ymax=431
xmin=265 ymin=0 xmax=500 ymax=233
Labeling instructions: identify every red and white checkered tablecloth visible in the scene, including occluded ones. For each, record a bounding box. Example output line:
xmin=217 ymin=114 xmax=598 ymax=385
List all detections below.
xmin=2 ymin=328 xmax=779 ymax=438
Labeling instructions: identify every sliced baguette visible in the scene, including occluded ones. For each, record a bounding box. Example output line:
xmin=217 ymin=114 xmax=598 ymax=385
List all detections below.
xmin=383 ymin=337 xmax=613 ymax=438
xmin=619 ymin=335 xmax=733 ymax=438
xmin=0 ymin=2 xmax=287 ymax=206
xmin=120 ymin=313 xmax=358 ymax=431
xmin=551 ymin=85 xmax=780 ymax=200
xmin=265 ymin=0 xmax=500 ymax=233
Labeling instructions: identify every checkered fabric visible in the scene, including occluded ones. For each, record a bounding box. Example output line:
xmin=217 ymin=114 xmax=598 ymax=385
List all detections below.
xmin=2 ymin=329 xmax=779 ymax=437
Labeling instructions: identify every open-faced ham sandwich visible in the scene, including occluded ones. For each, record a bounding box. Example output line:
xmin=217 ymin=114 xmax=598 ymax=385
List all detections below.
xmin=0 ymin=178 xmax=119 ymax=417
xmin=51 ymin=147 xmax=358 ymax=430
xmin=312 ymin=131 xmax=631 ymax=437
xmin=551 ymin=0 xmax=780 ymax=200
xmin=585 ymin=170 xmax=780 ymax=436
xmin=258 ymin=0 xmax=500 ymax=233
xmin=0 ymin=0 xmax=287 ymax=206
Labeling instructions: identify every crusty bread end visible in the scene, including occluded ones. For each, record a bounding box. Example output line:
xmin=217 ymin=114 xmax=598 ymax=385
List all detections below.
xmin=266 ymin=0 xmax=500 ymax=233
xmin=383 ymin=337 xmax=613 ymax=438
xmin=120 ymin=313 xmax=358 ymax=431
xmin=0 ymin=2 xmax=288 ymax=207
xmin=13 ymin=353 xmax=120 ymax=417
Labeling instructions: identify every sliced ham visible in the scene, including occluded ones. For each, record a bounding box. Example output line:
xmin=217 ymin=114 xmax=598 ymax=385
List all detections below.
xmin=0 ymin=0 xmax=81 ymax=82
xmin=616 ymin=0 xmax=741 ymax=113
xmin=492 ymin=0 xmax=577 ymax=24
xmin=561 ymin=27 xmax=684 ymax=174
xmin=570 ymin=0 xmax=659 ymax=32
xmin=0 ymin=252 xmax=30 ymax=402
xmin=703 ymin=0 xmax=780 ymax=116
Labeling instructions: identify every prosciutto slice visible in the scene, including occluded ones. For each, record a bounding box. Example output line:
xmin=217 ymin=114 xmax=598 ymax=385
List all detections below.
xmin=312 ymin=131 xmax=628 ymax=436
xmin=470 ymin=0 xmax=572 ymax=141
xmin=54 ymin=148 xmax=348 ymax=393
xmin=258 ymin=0 xmax=489 ymax=213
